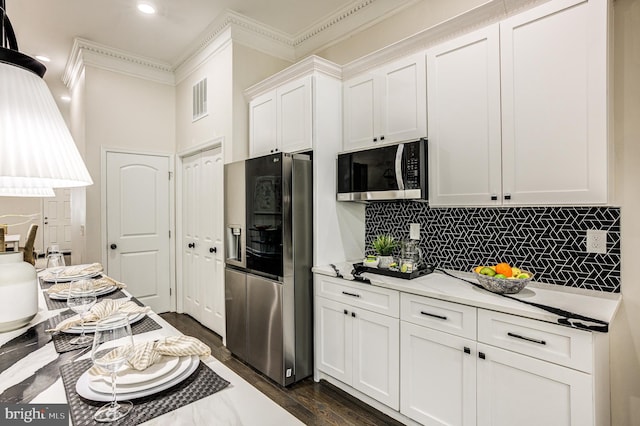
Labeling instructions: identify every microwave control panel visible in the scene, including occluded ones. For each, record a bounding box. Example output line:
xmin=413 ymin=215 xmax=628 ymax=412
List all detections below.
xmin=404 ymin=141 xmax=422 ymax=190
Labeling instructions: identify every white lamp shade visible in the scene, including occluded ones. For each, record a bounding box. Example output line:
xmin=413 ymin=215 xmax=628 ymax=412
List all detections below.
xmin=0 ymin=61 xmax=93 ymax=189
xmin=0 ymin=187 xmax=55 ymax=197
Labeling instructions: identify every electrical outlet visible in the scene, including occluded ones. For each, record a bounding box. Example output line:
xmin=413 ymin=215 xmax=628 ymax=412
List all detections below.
xmin=586 ymin=230 xmax=607 ymax=254
xmin=410 ymin=223 xmax=420 ymax=240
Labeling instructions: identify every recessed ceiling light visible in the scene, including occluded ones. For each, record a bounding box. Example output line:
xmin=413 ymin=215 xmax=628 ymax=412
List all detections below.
xmin=35 ymin=55 xmax=50 ymax=62
xmin=60 ymin=96 xmax=71 ymax=102
xmin=137 ymin=2 xmax=156 ymax=14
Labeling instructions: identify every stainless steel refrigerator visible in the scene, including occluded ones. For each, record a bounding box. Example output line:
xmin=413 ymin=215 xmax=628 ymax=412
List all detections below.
xmin=224 ymin=152 xmax=313 ymax=386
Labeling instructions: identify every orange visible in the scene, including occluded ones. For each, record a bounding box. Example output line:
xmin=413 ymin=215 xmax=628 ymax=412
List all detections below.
xmin=495 ymin=262 xmax=513 ymax=278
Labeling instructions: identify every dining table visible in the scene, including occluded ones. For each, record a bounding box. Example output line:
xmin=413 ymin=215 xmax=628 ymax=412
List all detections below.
xmin=0 ymin=268 xmax=303 ymax=425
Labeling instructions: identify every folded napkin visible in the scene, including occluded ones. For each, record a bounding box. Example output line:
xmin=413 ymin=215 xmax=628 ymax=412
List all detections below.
xmin=41 ymin=262 xmax=104 ymax=281
xmin=46 ymin=299 xmax=150 ymax=333
xmin=89 ymin=336 xmax=211 ymax=376
xmin=46 ymin=275 xmax=126 ymax=295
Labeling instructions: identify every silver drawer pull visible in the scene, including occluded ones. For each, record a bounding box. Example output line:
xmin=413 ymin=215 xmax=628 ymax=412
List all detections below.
xmin=420 ymin=311 xmax=447 ymax=321
xmin=507 ymin=332 xmax=546 ymax=345
xmin=342 ymin=291 xmax=360 ymax=298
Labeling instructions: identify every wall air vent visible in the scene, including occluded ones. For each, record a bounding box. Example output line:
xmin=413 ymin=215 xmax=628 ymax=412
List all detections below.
xmin=192 ymin=78 xmax=208 ymax=122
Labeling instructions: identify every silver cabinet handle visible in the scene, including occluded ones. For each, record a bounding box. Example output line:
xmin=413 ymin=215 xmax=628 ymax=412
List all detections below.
xmin=507 ymin=332 xmax=546 ymax=345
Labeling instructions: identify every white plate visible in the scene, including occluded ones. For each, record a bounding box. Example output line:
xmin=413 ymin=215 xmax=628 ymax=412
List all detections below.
xmin=88 ymin=355 xmax=188 ymax=393
xmin=48 ymin=285 xmax=117 ymax=300
xmin=76 ymin=355 xmax=199 ymax=401
xmin=62 ymin=313 xmax=146 ymax=334
xmin=42 ymin=265 xmax=103 ymax=282
xmin=100 ymin=355 xmax=181 ymax=386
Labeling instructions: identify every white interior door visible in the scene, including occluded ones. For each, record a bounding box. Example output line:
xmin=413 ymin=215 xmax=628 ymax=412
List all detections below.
xmin=106 ymin=152 xmax=171 ymax=313
xmin=182 ymin=148 xmax=225 ymax=336
xmin=42 ymin=188 xmax=72 ymax=253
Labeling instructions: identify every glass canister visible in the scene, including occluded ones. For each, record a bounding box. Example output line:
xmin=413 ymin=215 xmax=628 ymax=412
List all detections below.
xmin=0 ymin=251 xmax=38 ymax=332
xmin=400 ymin=239 xmax=423 ymax=272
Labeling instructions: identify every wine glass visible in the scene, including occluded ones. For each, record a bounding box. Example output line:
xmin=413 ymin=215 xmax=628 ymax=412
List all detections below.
xmin=91 ymin=315 xmax=134 ymax=422
xmin=45 ymin=251 xmax=66 ymax=285
xmin=67 ymin=279 xmax=97 ymax=345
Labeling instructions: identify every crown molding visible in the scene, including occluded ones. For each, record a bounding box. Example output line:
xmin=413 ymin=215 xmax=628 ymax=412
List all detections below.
xmin=63 ymin=38 xmax=175 ymax=90
xmin=173 ymin=10 xmax=295 ymax=84
xmin=243 ymin=55 xmax=342 ymax=100
xmin=292 ymin=0 xmax=420 ymax=57
xmin=341 ymin=0 xmax=553 ymax=80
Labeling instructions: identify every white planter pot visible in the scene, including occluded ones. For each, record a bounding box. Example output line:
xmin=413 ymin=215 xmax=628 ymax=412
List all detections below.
xmin=0 ymin=252 xmax=38 ymax=332
xmin=377 ymin=255 xmax=394 ymax=269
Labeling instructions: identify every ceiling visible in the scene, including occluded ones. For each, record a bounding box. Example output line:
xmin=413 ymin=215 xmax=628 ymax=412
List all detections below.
xmin=5 ymin=0 xmax=397 ymax=107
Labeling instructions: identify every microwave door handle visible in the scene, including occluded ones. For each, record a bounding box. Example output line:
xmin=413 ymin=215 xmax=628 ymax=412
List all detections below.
xmin=395 ymin=144 xmax=405 ymax=190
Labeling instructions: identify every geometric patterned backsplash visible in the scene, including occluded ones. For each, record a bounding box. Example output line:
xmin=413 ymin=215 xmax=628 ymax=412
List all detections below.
xmin=365 ymin=202 xmax=621 ymax=293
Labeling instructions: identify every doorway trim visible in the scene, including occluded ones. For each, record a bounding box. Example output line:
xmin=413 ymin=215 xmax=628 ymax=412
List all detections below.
xmin=100 ymin=147 xmax=176 ymax=312
xmin=175 ymin=137 xmax=224 ymax=314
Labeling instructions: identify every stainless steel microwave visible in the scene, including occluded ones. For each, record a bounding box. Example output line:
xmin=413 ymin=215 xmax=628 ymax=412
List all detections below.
xmin=337 ymin=139 xmax=428 ymax=201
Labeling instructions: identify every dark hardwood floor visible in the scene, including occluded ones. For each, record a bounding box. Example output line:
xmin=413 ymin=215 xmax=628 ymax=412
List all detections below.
xmin=160 ymin=312 xmax=405 ymax=426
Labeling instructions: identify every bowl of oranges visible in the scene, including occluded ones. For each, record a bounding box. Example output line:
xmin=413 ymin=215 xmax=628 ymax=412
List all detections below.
xmin=472 ymin=263 xmax=533 ymax=294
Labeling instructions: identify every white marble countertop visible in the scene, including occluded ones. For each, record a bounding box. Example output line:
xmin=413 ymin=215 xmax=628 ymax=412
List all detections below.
xmin=0 ymin=275 xmax=303 ymax=425
xmin=313 ymin=262 xmax=621 ymax=329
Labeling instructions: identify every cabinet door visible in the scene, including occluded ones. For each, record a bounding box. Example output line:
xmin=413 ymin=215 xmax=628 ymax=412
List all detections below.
xmin=379 ymin=53 xmax=427 ymax=145
xmin=250 ymin=90 xmax=277 ymax=158
xmin=278 ymin=75 xmax=313 ymax=153
xmin=343 ymin=73 xmax=380 ymax=151
xmin=500 ymin=0 xmax=608 ymax=204
xmin=427 ymin=25 xmax=502 ymax=206
xmin=400 ymin=322 xmax=477 ymax=426
xmin=352 ymin=306 xmax=400 ymax=410
xmin=476 ymin=343 xmax=593 ymax=426
xmin=316 ymin=297 xmax=352 ymax=384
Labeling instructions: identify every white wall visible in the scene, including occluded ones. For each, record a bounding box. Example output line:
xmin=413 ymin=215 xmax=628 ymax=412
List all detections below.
xmin=317 ymin=0 xmax=487 ymax=65
xmin=232 ymin=44 xmax=292 ymax=163
xmin=69 ymin=69 xmax=86 ymax=265
xmin=610 ymin=0 xmax=640 ymax=424
xmin=175 ymin=43 xmax=233 ymax=157
xmin=175 ymin=41 xmax=290 ymax=163
xmin=82 ymin=66 xmax=175 ymax=263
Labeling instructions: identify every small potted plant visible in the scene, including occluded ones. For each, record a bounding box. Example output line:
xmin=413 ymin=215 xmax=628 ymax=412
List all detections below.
xmin=372 ymin=235 xmax=398 ymax=269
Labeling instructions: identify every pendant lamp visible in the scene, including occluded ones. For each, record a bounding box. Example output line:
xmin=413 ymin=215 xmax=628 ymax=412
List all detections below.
xmin=0 ymin=0 xmax=92 ymax=193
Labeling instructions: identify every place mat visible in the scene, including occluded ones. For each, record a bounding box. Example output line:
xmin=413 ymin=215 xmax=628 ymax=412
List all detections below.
xmin=43 ymin=289 xmax=129 ymax=311
xmin=60 ymin=358 xmax=230 ymax=426
xmin=48 ymin=314 xmax=163 ymax=354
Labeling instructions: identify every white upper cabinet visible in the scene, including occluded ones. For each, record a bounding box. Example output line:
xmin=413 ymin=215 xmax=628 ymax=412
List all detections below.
xmin=249 ymin=91 xmax=277 ymax=158
xmin=500 ymin=0 xmax=608 ymax=205
xmin=343 ymin=53 xmax=426 ymax=151
xmin=249 ymin=75 xmax=312 ymax=157
xmin=428 ymin=0 xmax=609 ymax=206
xmin=427 ymin=25 xmax=502 ymax=206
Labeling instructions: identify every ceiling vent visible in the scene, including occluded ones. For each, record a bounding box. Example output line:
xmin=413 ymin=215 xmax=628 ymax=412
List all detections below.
xmin=192 ymin=78 xmax=208 ymax=122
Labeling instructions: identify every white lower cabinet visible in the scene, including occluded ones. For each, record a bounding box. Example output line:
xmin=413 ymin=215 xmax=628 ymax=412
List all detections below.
xmin=315 ymin=278 xmax=609 ymax=425
xmin=316 ymin=296 xmax=400 ymax=409
xmin=397 ymin=295 xmax=604 ymax=426
xmin=476 ymin=343 xmax=592 ymax=426
xmin=400 ymin=321 xmax=477 ymax=425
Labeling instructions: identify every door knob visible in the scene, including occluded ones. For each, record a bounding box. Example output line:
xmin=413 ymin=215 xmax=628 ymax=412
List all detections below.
xmin=110 ymin=243 xmax=117 ymax=250
xmin=209 ymin=247 xmax=217 ymax=253
xmin=188 ymin=242 xmax=195 ymax=248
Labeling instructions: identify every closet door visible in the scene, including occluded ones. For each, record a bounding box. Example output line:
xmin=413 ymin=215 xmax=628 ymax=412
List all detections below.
xmin=182 ymin=148 xmax=225 ymax=336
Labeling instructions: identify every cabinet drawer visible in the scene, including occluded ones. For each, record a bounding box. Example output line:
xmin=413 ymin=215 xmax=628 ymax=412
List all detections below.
xmin=401 ymin=293 xmax=477 ymax=340
xmin=478 ymin=309 xmax=593 ymax=373
xmin=314 ymin=275 xmax=399 ymax=317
